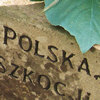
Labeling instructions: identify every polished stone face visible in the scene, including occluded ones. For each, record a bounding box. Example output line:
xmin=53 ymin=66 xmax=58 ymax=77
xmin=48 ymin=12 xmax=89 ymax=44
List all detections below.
xmin=0 ymin=3 xmax=100 ymax=100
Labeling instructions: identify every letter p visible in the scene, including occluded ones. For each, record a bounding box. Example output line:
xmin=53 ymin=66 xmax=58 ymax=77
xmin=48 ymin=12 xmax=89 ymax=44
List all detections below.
xmin=3 ymin=26 xmax=16 ymax=45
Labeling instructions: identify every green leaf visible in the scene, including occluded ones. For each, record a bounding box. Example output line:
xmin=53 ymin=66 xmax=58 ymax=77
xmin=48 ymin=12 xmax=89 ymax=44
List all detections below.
xmin=44 ymin=0 xmax=100 ymax=53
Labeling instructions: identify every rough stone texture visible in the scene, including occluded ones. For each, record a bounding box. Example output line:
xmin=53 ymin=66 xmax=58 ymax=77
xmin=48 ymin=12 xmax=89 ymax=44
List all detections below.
xmin=0 ymin=3 xmax=100 ymax=100
xmin=0 ymin=0 xmax=35 ymax=6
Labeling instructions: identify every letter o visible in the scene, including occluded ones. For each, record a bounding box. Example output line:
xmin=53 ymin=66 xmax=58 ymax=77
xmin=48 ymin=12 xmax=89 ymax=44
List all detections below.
xmin=19 ymin=35 xmax=32 ymax=52
xmin=37 ymin=75 xmax=51 ymax=90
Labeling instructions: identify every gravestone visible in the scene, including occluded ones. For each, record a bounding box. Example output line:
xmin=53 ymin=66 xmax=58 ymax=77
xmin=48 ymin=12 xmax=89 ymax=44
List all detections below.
xmin=0 ymin=3 xmax=100 ymax=100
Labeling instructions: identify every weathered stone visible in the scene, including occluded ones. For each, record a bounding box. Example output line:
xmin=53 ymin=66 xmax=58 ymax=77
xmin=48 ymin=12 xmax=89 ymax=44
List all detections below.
xmin=0 ymin=3 xmax=100 ymax=100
